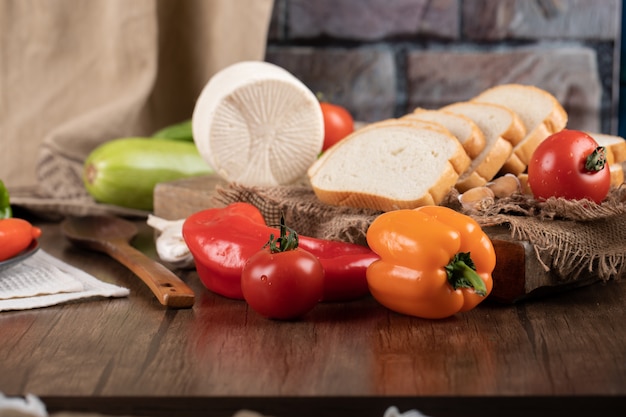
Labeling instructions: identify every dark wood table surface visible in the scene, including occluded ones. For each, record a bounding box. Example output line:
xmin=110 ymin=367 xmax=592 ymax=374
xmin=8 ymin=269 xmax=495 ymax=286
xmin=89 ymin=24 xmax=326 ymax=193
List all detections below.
xmin=1 ymin=219 xmax=625 ymax=417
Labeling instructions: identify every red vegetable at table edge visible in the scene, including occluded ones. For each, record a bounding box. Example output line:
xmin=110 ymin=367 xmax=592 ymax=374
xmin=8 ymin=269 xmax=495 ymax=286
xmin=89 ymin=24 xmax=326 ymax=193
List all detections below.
xmin=182 ymin=202 xmax=379 ymax=301
xmin=0 ymin=218 xmax=42 ymax=262
xmin=0 ymin=179 xmax=42 ymax=262
xmin=527 ymin=129 xmax=611 ymax=204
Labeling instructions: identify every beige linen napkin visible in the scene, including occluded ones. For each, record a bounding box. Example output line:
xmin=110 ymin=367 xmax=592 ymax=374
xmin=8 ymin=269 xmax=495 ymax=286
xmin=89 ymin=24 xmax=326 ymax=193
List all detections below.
xmin=0 ymin=0 xmax=274 ymax=220
xmin=0 ymin=250 xmax=128 ymax=312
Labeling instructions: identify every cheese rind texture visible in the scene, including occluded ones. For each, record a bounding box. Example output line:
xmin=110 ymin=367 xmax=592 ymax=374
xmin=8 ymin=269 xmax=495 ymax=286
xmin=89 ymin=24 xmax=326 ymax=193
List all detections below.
xmin=192 ymin=61 xmax=324 ymax=186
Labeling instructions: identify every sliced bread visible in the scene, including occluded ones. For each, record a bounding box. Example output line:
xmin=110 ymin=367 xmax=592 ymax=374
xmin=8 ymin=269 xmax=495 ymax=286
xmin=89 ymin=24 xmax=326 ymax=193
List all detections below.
xmin=307 ymin=117 xmax=453 ymax=179
xmin=586 ymin=132 xmax=626 ymax=164
xmin=395 ymin=116 xmax=455 ymax=135
xmin=610 ymin=163 xmax=624 ymax=187
xmin=407 ymin=108 xmax=486 ymax=159
xmin=471 ymin=83 xmax=568 ymax=174
xmin=440 ymin=101 xmax=523 ymax=192
xmin=307 ymin=120 xmax=471 ymax=211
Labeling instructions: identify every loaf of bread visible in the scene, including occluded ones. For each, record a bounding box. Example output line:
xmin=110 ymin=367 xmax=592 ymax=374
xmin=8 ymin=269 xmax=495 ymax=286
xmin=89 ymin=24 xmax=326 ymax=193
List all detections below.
xmin=307 ymin=120 xmax=471 ymax=211
xmin=307 ymin=83 xmax=579 ymax=211
xmin=472 ymin=84 xmax=568 ymax=175
xmin=441 ymin=101 xmax=525 ymax=192
xmin=407 ymin=108 xmax=486 ymax=159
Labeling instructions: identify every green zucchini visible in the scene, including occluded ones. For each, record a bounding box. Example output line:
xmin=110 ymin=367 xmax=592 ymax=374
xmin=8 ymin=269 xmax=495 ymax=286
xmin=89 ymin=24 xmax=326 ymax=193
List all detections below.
xmin=151 ymin=119 xmax=193 ymax=141
xmin=83 ymin=137 xmax=213 ymax=211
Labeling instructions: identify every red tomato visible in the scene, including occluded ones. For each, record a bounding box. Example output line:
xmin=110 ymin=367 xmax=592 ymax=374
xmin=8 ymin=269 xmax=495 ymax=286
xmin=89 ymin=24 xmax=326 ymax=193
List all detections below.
xmin=241 ymin=248 xmax=324 ymax=320
xmin=320 ymin=102 xmax=354 ymax=151
xmin=527 ymin=129 xmax=611 ymax=204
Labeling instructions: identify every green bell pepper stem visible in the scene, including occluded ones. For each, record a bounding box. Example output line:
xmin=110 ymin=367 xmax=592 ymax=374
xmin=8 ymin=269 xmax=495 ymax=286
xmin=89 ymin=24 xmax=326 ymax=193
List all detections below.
xmin=445 ymin=252 xmax=487 ymax=296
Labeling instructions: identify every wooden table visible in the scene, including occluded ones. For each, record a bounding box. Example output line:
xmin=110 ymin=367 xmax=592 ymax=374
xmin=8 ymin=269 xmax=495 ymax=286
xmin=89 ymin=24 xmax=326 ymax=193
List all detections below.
xmin=1 ymin=219 xmax=625 ymax=417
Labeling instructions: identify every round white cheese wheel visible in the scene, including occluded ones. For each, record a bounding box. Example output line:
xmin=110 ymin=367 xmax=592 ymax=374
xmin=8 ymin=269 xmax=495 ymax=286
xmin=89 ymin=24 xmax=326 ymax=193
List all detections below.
xmin=192 ymin=61 xmax=324 ymax=186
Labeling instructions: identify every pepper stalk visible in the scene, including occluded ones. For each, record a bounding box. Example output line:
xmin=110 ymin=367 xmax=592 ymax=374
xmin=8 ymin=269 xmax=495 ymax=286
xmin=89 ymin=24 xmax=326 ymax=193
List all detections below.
xmin=584 ymin=146 xmax=607 ymax=172
xmin=264 ymin=214 xmax=299 ymax=253
xmin=445 ymin=252 xmax=487 ymax=296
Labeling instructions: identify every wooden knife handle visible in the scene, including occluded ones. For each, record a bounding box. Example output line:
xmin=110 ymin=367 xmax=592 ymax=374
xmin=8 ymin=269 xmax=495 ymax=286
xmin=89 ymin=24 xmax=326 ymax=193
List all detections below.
xmin=106 ymin=240 xmax=195 ymax=308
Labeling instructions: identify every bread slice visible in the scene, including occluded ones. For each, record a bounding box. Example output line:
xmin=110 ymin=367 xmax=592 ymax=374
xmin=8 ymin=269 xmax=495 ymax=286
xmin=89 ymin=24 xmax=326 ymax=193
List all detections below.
xmin=307 ymin=117 xmax=453 ymax=179
xmin=395 ymin=116 xmax=454 ymax=135
xmin=441 ymin=101 xmax=523 ymax=192
xmin=406 ymin=108 xmax=486 ymax=159
xmin=307 ymin=120 xmax=471 ymax=211
xmin=472 ymin=84 xmax=568 ymax=175
xmin=610 ymin=163 xmax=624 ymax=187
xmin=586 ymin=132 xmax=626 ymax=164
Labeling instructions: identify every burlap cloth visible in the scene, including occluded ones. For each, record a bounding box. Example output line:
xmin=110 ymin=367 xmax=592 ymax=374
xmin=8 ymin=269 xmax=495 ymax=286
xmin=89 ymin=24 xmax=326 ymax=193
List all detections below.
xmin=213 ymin=183 xmax=626 ymax=284
xmin=1 ymin=0 xmax=274 ymax=219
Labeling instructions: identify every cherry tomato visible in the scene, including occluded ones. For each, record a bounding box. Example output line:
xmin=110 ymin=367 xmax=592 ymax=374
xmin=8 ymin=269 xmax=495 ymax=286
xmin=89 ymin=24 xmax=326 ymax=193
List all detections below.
xmin=527 ymin=129 xmax=611 ymax=204
xmin=320 ymin=102 xmax=354 ymax=151
xmin=0 ymin=218 xmax=42 ymax=261
xmin=242 ymin=248 xmax=324 ymax=320
xmin=241 ymin=216 xmax=324 ymax=320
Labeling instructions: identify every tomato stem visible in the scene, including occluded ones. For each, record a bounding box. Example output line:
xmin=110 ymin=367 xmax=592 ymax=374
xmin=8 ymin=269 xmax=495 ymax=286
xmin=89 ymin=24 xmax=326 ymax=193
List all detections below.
xmin=264 ymin=214 xmax=299 ymax=253
xmin=445 ymin=252 xmax=487 ymax=296
xmin=585 ymin=146 xmax=607 ymax=172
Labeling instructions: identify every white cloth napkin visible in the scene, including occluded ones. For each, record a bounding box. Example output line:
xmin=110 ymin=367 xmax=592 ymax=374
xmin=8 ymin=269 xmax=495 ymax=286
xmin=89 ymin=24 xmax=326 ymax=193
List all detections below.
xmin=0 ymin=392 xmax=47 ymax=417
xmin=0 ymin=249 xmax=129 ymax=312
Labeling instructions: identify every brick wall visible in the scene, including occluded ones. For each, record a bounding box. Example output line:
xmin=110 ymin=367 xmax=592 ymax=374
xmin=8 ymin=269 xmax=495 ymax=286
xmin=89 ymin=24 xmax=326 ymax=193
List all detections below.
xmin=265 ymin=0 xmax=621 ymax=134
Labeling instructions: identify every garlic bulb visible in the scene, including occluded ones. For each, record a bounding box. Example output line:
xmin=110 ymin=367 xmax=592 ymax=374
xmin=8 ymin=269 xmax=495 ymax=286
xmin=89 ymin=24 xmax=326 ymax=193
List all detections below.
xmin=146 ymin=215 xmax=194 ymax=269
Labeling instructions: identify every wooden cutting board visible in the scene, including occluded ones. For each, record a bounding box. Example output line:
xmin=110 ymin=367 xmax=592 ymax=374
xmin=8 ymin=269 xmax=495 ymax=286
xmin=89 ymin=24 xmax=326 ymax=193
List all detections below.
xmin=154 ymin=175 xmax=601 ymax=304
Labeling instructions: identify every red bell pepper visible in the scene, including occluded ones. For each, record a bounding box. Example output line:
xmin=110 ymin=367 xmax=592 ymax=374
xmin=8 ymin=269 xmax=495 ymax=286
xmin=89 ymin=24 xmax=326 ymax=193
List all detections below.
xmin=182 ymin=202 xmax=379 ymax=301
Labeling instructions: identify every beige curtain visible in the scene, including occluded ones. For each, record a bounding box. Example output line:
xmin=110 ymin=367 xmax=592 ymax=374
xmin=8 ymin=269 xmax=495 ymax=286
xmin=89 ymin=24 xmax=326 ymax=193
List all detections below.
xmin=0 ymin=0 xmax=274 ymax=217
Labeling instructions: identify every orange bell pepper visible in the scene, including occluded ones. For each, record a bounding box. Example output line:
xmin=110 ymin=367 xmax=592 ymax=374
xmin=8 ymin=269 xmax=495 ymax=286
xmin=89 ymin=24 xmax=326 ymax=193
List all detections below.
xmin=366 ymin=205 xmax=495 ymax=319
